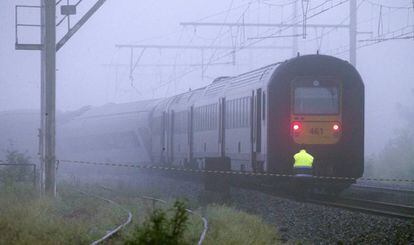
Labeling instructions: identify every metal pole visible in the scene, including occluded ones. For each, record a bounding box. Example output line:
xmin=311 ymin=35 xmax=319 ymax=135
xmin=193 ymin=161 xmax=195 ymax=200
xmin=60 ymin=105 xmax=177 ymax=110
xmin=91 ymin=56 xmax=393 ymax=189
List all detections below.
xmin=40 ymin=0 xmax=45 ymax=195
xmin=43 ymin=0 xmax=56 ymax=197
xmin=292 ymin=0 xmax=298 ymax=57
xmin=349 ymin=0 xmax=357 ymax=66
xmin=33 ymin=164 xmax=37 ymax=188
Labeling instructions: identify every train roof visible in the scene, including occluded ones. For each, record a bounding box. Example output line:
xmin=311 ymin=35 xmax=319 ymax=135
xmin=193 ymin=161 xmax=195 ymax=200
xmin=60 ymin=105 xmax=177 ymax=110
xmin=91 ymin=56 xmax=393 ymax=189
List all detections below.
xmin=75 ymin=99 xmax=160 ymax=120
xmin=203 ymin=62 xmax=279 ymax=97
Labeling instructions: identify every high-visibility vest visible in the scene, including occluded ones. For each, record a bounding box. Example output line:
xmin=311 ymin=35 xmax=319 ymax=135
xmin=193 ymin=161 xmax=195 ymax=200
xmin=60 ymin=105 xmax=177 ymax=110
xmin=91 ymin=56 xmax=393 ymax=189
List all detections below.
xmin=293 ymin=149 xmax=314 ymax=168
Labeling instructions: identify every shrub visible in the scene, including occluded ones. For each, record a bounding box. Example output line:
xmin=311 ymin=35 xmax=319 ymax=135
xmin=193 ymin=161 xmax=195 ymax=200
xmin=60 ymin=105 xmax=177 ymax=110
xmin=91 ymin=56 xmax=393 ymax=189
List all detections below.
xmin=125 ymin=200 xmax=189 ymax=245
xmin=0 ymin=150 xmax=34 ymax=185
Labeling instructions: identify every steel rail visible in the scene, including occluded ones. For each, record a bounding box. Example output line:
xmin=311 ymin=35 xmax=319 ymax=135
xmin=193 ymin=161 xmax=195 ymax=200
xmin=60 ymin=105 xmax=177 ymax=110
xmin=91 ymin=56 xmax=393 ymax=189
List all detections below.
xmin=351 ymin=184 xmax=414 ymax=194
xmin=99 ymin=185 xmax=209 ymax=245
xmin=76 ymin=190 xmax=132 ymax=245
xmin=243 ymin=183 xmax=414 ymax=220
xmin=307 ymin=196 xmax=414 ymax=220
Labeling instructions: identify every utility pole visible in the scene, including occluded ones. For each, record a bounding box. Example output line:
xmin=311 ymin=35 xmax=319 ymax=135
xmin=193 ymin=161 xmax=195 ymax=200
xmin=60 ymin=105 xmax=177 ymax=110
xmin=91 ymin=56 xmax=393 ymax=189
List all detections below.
xmin=43 ymin=0 xmax=57 ymax=197
xmin=15 ymin=0 xmax=108 ymax=197
xmin=349 ymin=0 xmax=357 ymax=67
xmin=39 ymin=0 xmax=45 ymax=194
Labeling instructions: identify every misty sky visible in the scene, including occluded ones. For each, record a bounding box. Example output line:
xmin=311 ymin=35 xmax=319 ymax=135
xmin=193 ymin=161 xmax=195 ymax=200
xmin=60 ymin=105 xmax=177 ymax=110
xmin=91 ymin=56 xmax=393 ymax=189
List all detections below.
xmin=0 ymin=0 xmax=413 ymax=153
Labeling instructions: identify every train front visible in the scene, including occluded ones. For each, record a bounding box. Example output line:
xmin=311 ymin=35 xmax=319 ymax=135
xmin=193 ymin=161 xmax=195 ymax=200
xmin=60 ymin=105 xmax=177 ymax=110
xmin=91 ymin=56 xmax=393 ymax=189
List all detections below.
xmin=267 ymin=54 xmax=364 ymax=187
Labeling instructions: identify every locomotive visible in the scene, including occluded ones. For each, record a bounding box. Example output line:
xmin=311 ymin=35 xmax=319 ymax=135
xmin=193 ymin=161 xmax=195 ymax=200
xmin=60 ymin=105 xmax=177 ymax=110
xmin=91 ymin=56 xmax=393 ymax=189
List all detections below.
xmin=58 ymin=54 xmax=364 ymax=190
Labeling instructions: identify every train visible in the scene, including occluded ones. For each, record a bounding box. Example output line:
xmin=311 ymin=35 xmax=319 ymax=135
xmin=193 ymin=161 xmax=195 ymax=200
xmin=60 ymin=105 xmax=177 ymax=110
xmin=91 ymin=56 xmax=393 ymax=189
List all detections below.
xmin=57 ymin=54 xmax=365 ymax=192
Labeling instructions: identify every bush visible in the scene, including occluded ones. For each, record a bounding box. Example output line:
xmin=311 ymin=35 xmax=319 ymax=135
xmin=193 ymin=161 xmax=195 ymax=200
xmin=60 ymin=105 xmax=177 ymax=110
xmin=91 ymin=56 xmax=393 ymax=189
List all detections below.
xmin=0 ymin=150 xmax=34 ymax=185
xmin=365 ymin=91 xmax=414 ymax=179
xmin=125 ymin=200 xmax=189 ymax=245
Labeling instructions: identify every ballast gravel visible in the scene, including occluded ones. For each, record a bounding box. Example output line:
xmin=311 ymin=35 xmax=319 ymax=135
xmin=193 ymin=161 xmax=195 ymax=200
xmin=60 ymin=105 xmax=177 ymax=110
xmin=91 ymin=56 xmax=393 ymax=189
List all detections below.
xmin=87 ymin=173 xmax=414 ymax=244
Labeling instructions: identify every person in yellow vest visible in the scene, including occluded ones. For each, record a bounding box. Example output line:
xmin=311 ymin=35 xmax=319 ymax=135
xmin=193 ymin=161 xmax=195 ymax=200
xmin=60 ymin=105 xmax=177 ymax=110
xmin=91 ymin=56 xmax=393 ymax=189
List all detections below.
xmin=293 ymin=148 xmax=314 ymax=177
xmin=292 ymin=148 xmax=314 ymax=198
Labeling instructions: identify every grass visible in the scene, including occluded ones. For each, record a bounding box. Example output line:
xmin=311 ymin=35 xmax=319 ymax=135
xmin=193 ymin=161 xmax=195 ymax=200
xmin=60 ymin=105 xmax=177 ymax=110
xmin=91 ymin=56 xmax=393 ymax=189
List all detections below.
xmin=0 ymin=183 xmax=126 ymax=245
xmin=0 ymin=182 xmax=280 ymax=244
xmin=94 ymin=182 xmax=281 ymax=244
xmin=202 ymin=205 xmax=280 ymax=245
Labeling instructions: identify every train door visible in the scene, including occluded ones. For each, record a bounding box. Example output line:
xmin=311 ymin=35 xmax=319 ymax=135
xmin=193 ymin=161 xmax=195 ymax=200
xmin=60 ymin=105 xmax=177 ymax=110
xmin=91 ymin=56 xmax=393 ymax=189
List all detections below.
xmin=256 ymin=88 xmax=262 ymax=154
xmin=250 ymin=89 xmax=262 ymax=172
xmin=187 ymin=106 xmax=194 ymax=167
xmin=168 ymin=110 xmax=175 ymax=164
xmin=219 ymin=97 xmax=226 ymax=158
xmin=161 ymin=111 xmax=166 ymax=164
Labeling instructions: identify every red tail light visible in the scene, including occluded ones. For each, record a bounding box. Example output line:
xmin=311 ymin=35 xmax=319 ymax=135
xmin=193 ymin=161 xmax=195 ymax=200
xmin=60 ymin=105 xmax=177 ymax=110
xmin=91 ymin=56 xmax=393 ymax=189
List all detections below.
xmin=291 ymin=121 xmax=302 ymax=133
xmin=332 ymin=123 xmax=341 ymax=132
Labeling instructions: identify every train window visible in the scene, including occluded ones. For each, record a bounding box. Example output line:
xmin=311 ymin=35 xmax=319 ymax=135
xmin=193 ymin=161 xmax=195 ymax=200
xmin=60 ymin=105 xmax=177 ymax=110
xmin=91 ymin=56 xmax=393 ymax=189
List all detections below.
xmin=194 ymin=104 xmax=218 ymax=131
xmin=294 ymin=86 xmax=339 ymax=115
xmin=225 ymin=97 xmax=250 ymax=129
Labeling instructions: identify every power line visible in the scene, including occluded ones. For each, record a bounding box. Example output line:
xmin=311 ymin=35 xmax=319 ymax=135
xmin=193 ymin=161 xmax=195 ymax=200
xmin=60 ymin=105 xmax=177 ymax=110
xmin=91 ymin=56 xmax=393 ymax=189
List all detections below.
xmin=123 ymin=0 xmax=358 ymax=94
xmin=159 ymin=0 xmax=353 ymax=90
xmin=202 ymin=0 xmax=351 ymax=60
xmin=365 ymin=0 xmax=413 ymax=10
xmin=331 ymin=26 xmax=414 ymax=56
xmin=116 ymin=44 xmax=291 ymax=49
xmin=261 ymin=0 xmax=297 ymax=7
xmin=181 ymin=22 xmax=350 ymax=28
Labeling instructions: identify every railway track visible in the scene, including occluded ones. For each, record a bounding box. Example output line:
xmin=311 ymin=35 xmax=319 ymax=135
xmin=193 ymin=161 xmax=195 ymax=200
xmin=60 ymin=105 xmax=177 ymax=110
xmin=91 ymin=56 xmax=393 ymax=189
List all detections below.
xmin=248 ymin=182 xmax=414 ymax=220
xmin=307 ymin=195 xmax=414 ymax=220
xmin=77 ymin=189 xmax=132 ymax=245
xmin=351 ymin=184 xmax=414 ymax=194
xmin=99 ymin=185 xmax=209 ymax=245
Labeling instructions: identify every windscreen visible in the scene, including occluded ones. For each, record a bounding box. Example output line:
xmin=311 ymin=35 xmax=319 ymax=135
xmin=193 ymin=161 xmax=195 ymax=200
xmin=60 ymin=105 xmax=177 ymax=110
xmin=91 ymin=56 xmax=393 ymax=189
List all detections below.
xmin=293 ymin=80 xmax=339 ymax=115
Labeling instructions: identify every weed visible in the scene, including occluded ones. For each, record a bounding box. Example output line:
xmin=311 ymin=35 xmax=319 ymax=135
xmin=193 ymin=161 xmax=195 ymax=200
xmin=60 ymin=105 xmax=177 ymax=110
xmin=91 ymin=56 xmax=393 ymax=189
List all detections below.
xmin=125 ymin=200 xmax=189 ymax=245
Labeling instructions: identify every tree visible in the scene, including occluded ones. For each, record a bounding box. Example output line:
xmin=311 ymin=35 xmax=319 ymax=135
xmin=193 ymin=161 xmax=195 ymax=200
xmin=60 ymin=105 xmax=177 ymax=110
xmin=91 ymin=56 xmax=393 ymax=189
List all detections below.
xmin=0 ymin=149 xmax=33 ymax=185
xmin=376 ymin=89 xmax=414 ymax=178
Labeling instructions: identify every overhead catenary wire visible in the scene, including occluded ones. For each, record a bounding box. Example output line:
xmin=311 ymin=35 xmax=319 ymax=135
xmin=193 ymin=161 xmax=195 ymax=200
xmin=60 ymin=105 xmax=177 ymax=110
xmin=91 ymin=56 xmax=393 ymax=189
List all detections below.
xmin=329 ymin=24 xmax=414 ymax=55
xmin=174 ymin=0 xmax=349 ymax=85
xmin=197 ymin=0 xmax=351 ymax=71
xmin=164 ymin=0 xmax=348 ymax=90
xmin=119 ymin=0 xmax=351 ymax=93
xmin=117 ymin=0 xmax=412 ymax=95
xmin=365 ymin=0 xmax=414 ymax=10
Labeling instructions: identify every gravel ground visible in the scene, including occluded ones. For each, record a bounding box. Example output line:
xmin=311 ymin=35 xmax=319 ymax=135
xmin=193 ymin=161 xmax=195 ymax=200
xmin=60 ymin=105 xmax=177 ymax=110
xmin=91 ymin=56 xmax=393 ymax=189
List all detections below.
xmin=343 ymin=185 xmax=414 ymax=206
xmin=232 ymin=188 xmax=414 ymax=244
xmin=356 ymin=179 xmax=414 ymax=191
xmin=67 ymin=171 xmax=414 ymax=244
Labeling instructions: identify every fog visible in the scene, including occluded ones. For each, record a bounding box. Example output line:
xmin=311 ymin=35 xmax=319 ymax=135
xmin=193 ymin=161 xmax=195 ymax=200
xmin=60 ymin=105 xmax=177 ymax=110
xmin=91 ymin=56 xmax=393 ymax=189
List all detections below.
xmin=1 ymin=0 xmax=413 ymax=156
